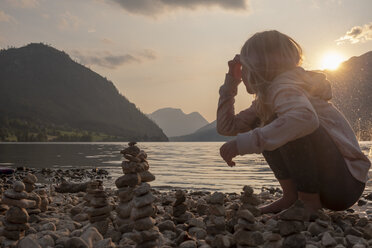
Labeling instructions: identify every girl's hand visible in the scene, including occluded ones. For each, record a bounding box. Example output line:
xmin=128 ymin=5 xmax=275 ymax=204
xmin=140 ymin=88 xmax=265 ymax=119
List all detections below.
xmin=220 ymin=139 xmax=239 ymax=167
xmin=227 ymin=54 xmax=242 ymax=83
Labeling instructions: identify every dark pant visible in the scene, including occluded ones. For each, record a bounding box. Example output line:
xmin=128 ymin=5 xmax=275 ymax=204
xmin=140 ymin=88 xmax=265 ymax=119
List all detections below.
xmin=262 ymin=126 xmax=365 ymax=211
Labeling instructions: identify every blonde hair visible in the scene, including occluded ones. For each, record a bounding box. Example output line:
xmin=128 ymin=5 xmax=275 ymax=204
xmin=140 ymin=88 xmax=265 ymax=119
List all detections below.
xmin=240 ymin=30 xmax=303 ymax=124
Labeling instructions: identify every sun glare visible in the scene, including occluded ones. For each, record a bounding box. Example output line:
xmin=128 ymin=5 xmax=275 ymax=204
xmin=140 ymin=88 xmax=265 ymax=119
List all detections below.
xmin=321 ymin=52 xmax=345 ymax=70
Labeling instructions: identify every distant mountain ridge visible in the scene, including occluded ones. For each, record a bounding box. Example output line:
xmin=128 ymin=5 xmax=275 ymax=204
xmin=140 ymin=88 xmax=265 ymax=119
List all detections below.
xmin=0 ymin=43 xmax=167 ymax=141
xmin=148 ymin=108 xmax=209 ymax=137
xmin=173 ymin=51 xmax=372 ymax=141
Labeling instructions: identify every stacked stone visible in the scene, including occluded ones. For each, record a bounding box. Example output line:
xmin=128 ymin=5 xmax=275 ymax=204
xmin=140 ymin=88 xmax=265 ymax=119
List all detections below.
xmin=1 ymin=181 xmax=36 ymax=240
xmin=132 ymin=182 xmax=159 ymax=247
xmin=35 ymin=188 xmax=49 ymax=212
xmin=233 ymin=209 xmax=263 ymax=247
xmin=172 ymin=190 xmax=188 ymax=224
xmin=277 ymin=200 xmax=307 ymax=248
xmin=115 ymin=142 xmax=141 ymax=234
xmin=0 ymin=185 xmax=9 ymax=214
xmin=86 ymin=180 xmax=112 ymax=235
xmin=23 ymin=173 xmax=42 ymax=215
xmin=239 ymin=185 xmax=261 ymax=217
xmin=84 ymin=180 xmax=100 ymax=206
xmin=205 ymin=192 xmax=226 ymax=236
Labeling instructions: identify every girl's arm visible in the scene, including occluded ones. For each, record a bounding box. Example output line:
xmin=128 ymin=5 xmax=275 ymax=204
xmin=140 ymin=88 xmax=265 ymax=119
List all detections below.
xmin=236 ymin=84 xmax=319 ymax=155
xmin=217 ymin=73 xmax=259 ymax=136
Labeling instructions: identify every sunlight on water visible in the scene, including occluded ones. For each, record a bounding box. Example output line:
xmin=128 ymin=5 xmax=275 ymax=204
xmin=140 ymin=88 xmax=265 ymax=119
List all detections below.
xmin=0 ymin=142 xmax=371 ymax=193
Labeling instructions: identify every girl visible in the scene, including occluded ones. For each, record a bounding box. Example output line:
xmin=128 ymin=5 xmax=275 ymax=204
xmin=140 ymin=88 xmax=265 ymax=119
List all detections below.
xmin=217 ymin=30 xmax=371 ymax=214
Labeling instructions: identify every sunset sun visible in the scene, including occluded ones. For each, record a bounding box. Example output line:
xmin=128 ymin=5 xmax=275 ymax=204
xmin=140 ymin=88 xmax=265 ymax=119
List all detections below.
xmin=321 ymin=52 xmax=346 ymax=70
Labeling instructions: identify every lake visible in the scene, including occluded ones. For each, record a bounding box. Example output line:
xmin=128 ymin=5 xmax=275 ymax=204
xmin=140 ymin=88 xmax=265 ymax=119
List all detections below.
xmin=0 ymin=142 xmax=371 ymax=193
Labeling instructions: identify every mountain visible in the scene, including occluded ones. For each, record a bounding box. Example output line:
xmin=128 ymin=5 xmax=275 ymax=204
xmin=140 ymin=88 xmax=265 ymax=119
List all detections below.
xmin=0 ymin=43 xmax=167 ymax=142
xmin=170 ymin=120 xmax=231 ymax=141
xmin=172 ymin=51 xmax=372 ymax=141
xmin=325 ymin=51 xmax=372 ymax=140
xmin=147 ymin=108 xmax=209 ymax=137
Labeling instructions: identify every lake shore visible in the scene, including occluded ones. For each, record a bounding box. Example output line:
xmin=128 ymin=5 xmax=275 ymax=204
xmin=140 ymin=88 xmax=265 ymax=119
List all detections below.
xmin=0 ymin=167 xmax=372 ymax=247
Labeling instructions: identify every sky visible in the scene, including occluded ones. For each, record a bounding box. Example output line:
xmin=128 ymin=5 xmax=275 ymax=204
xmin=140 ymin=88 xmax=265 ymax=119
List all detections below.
xmin=0 ymin=0 xmax=371 ymax=122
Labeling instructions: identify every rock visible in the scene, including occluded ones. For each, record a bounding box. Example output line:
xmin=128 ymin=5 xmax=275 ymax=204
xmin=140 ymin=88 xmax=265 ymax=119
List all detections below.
xmin=131 ymin=204 xmax=155 ymax=220
xmin=188 ymin=227 xmax=207 ymax=239
xmin=209 ymin=192 xmax=225 ymax=205
xmin=237 ymin=209 xmax=255 ymax=223
xmin=307 ymin=222 xmax=327 ymax=236
xmin=134 ymin=183 xmax=151 ymax=196
xmin=38 ymin=234 xmax=55 ymax=248
xmin=133 ymin=192 xmax=156 ymax=208
xmin=18 ymin=236 xmax=42 ymax=248
xmin=133 ymin=217 xmax=156 ymax=231
xmin=13 ymin=181 xmax=26 ymax=193
xmin=179 ymin=240 xmax=197 ymax=248
xmin=1 ymin=196 xmax=36 ymax=209
xmin=322 ymin=232 xmax=337 ymax=247
xmin=279 ymin=200 xmax=307 ymax=221
xmin=5 ymin=206 xmax=29 ymax=224
xmin=115 ymin=173 xmax=141 ymax=188
xmin=81 ymin=227 xmax=103 ymax=247
xmin=157 ymin=220 xmax=176 ymax=232
xmin=278 ymin=220 xmax=305 ymax=236
xmin=174 ymin=190 xmax=186 ymax=206
xmin=139 ymin=171 xmax=155 ymax=183
xmin=23 ymin=173 xmax=38 ymax=184
xmin=234 ymin=230 xmax=264 ymax=246
xmin=66 ymin=237 xmax=89 ymax=248
xmin=117 ymin=187 xmax=134 ymax=203
xmin=243 ymin=185 xmax=254 ymax=196
xmin=209 ymin=204 xmax=225 ymax=216
xmin=187 ymin=218 xmax=206 ymax=229
xmin=94 ymin=238 xmax=116 ymax=248
xmin=40 ymin=222 xmax=56 ymax=232
xmin=24 ymin=182 xmax=36 ymax=193
xmin=3 ymin=220 xmax=30 ymax=231
xmin=282 ymin=233 xmax=306 ymax=248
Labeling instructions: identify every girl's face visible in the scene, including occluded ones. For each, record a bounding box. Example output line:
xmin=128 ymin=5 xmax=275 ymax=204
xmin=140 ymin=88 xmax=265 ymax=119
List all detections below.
xmin=242 ymin=66 xmax=255 ymax=94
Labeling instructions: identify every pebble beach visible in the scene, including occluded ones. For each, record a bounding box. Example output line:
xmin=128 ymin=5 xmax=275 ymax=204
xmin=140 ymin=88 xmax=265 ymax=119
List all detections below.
xmin=0 ymin=143 xmax=372 ymax=248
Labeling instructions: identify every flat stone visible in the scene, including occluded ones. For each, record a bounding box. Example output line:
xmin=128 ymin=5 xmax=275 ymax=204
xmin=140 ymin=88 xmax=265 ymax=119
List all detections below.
xmin=139 ymin=171 xmax=155 ymax=183
xmin=89 ymin=212 xmax=110 ymax=222
xmin=237 ymin=209 xmax=255 ymax=223
xmin=307 ymin=222 xmax=327 ymax=236
xmin=3 ymin=220 xmax=30 ymax=231
xmin=122 ymin=161 xmax=139 ymax=174
xmin=138 ymin=227 xmax=160 ymax=241
xmin=5 ymin=206 xmax=29 ymax=224
xmin=23 ymin=173 xmax=38 ymax=184
xmin=81 ymin=227 xmax=103 ymax=247
xmin=134 ymin=216 xmax=156 ymax=231
xmin=117 ymin=186 xmax=134 ymax=202
xmin=179 ymin=240 xmax=197 ymax=248
xmin=236 ymin=218 xmax=258 ymax=231
xmin=133 ymin=192 xmax=155 ymax=208
xmin=94 ymin=238 xmax=116 ymax=248
xmin=131 ymin=204 xmax=155 ymax=220
xmin=241 ymin=194 xmax=261 ymax=205
xmin=116 ymin=202 xmax=133 ymax=218
xmin=4 ymin=189 xmax=28 ymax=200
xmin=87 ymin=205 xmax=112 ymax=217
xmin=157 ymin=220 xmax=176 ymax=232
xmin=38 ymin=234 xmax=55 ymax=248
xmin=3 ymin=229 xmax=25 ymax=240
xmin=209 ymin=192 xmax=225 ymax=205
xmin=90 ymin=197 xmax=108 ymax=207
xmin=13 ymin=181 xmax=25 ymax=192
xmin=115 ymin=173 xmax=141 ymax=188
xmin=134 ymin=183 xmax=151 ymax=196
xmin=40 ymin=222 xmax=57 ymax=231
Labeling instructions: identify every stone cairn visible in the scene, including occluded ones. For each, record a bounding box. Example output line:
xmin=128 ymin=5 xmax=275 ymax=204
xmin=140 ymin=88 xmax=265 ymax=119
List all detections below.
xmin=86 ymin=180 xmax=112 ymax=235
xmin=239 ymin=185 xmax=261 ymax=217
xmin=172 ymin=190 xmax=188 ymax=224
xmin=233 ymin=208 xmax=264 ymax=247
xmin=1 ymin=181 xmax=36 ymax=241
xmin=35 ymin=188 xmax=49 ymax=212
xmin=205 ymin=192 xmax=226 ymax=237
xmin=115 ymin=142 xmax=159 ymax=247
xmin=83 ymin=180 xmax=100 ymax=206
xmin=23 ymin=173 xmax=42 ymax=215
xmin=0 ymin=184 xmax=9 ymax=214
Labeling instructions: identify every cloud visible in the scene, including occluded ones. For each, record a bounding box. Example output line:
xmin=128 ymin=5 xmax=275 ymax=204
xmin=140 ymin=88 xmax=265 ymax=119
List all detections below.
xmin=72 ymin=50 xmax=157 ymax=69
xmin=0 ymin=10 xmax=15 ymax=23
xmin=337 ymin=22 xmax=372 ymax=44
xmin=109 ymin=0 xmax=248 ymax=17
xmin=6 ymin=0 xmax=39 ymax=8
xmin=58 ymin=12 xmax=81 ymax=31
